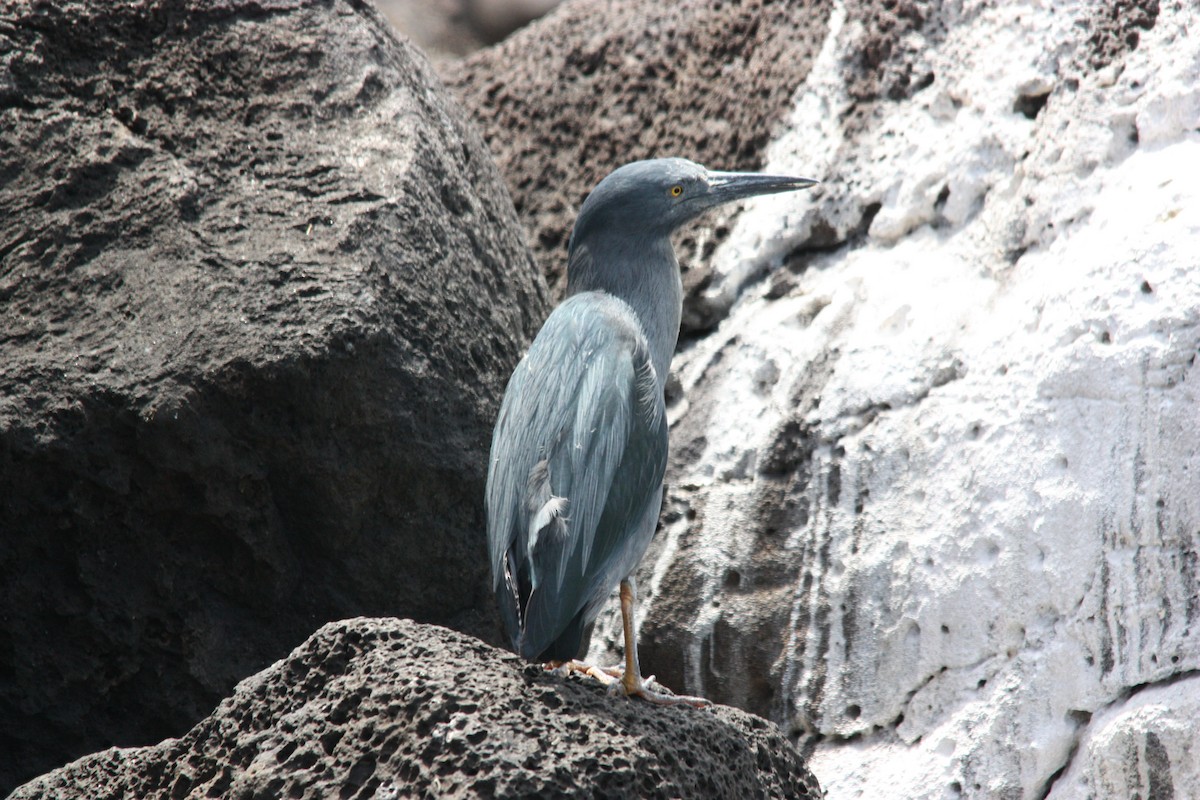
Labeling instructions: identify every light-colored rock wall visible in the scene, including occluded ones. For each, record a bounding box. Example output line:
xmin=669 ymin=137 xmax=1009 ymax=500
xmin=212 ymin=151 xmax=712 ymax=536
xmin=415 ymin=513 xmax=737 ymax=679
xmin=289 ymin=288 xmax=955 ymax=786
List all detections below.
xmin=593 ymin=2 xmax=1200 ymax=798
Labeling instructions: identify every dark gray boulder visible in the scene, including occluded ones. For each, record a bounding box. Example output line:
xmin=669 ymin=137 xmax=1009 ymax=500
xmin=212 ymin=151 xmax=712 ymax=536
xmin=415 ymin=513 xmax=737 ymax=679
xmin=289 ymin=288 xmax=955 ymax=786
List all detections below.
xmin=0 ymin=0 xmax=545 ymax=792
xmin=10 ymin=618 xmax=824 ymax=799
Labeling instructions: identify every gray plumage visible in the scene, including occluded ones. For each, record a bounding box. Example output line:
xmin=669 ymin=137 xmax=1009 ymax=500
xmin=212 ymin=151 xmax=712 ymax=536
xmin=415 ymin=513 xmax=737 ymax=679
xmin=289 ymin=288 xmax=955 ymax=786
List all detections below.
xmin=487 ymin=158 xmax=817 ymax=666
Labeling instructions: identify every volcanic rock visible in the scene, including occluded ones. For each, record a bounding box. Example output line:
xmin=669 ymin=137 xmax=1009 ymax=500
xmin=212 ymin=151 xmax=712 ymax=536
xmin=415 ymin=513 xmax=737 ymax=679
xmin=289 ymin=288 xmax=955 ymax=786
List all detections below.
xmin=10 ymin=618 xmax=824 ymax=800
xmin=0 ymin=0 xmax=544 ymax=791
xmin=577 ymin=2 xmax=1200 ymax=798
xmin=445 ymin=0 xmax=834 ymax=333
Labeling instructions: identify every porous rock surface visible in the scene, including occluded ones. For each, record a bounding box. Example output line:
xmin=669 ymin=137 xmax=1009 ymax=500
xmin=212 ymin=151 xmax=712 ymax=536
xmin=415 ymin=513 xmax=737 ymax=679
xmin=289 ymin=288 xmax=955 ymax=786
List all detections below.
xmin=0 ymin=0 xmax=544 ymax=791
xmin=373 ymin=0 xmax=562 ymax=61
xmin=564 ymin=1 xmax=1198 ymax=799
xmin=445 ymin=0 xmax=833 ymax=331
xmin=10 ymin=618 xmax=824 ymax=800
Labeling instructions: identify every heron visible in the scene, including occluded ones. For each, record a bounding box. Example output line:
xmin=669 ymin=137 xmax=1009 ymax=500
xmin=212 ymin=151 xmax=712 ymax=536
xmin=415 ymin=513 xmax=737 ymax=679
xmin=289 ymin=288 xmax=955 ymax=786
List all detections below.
xmin=487 ymin=158 xmax=818 ymax=705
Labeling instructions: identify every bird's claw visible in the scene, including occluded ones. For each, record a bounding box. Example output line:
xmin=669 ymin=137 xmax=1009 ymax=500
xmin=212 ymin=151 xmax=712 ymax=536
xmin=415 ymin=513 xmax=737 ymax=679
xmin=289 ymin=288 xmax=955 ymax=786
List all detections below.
xmin=549 ymin=660 xmax=709 ymax=706
xmin=548 ymin=659 xmax=623 ymax=683
xmin=619 ymin=671 xmax=713 ymax=708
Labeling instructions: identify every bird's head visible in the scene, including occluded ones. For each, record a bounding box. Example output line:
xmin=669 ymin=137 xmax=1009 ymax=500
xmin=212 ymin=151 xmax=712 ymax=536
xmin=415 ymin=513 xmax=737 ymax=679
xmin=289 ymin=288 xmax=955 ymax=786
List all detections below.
xmin=569 ymin=157 xmax=818 ymax=249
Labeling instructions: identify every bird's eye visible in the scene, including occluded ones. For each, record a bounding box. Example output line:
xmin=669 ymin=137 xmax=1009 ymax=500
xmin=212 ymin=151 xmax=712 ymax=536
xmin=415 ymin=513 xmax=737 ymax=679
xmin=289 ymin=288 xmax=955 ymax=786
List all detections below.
xmin=670 ymin=185 xmax=683 ymax=197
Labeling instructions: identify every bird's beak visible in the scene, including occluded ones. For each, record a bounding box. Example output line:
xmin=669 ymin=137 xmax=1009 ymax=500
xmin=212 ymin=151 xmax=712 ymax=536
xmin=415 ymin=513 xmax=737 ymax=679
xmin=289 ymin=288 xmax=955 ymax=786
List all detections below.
xmin=703 ymin=170 xmax=819 ymax=208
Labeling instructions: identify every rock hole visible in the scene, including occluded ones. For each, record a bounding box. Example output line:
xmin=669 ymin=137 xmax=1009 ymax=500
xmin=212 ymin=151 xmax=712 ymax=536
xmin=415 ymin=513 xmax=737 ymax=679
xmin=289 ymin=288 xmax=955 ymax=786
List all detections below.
xmin=275 ymin=741 xmax=297 ymax=763
xmin=320 ymin=730 xmax=343 ymax=755
xmin=934 ymin=184 xmax=950 ymax=213
xmin=1013 ymin=91 xmax=1050 ymax=120
xmin=855 ymin=486 xmax=868 ymax=514
xmin=845 ymin=704 xmax=861 ymax=719
xmin=975 ymin=540 xmax=1000 ymax=565
xmin=1068 ymin=709 xmax=1093 ymax=727
xmin=860 ymin=201 xmax=882 ymax=234
xmin=827 ymin=462 xmax=842 ymax=506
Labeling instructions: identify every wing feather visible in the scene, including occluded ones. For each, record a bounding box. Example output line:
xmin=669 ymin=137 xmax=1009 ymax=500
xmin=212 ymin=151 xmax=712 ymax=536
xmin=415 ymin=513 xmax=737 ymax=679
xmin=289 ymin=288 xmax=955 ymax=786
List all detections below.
xmin=485 ymin=291 xmax=666 ymax=659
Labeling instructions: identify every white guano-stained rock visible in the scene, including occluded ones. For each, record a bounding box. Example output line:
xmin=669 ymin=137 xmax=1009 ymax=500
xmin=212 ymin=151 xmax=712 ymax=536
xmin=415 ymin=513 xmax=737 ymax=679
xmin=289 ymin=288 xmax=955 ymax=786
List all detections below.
xmin=590 ymin=2 xmax=1199 ymax=799
xmin=1049 ymin=674 xmax=1200 ymax=800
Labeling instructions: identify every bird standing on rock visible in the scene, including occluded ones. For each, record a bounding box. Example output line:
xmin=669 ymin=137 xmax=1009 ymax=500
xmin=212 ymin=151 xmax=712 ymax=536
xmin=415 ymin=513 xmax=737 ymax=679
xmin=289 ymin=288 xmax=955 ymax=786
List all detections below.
xmin=487 ymin=158 xmax=817 ymax=706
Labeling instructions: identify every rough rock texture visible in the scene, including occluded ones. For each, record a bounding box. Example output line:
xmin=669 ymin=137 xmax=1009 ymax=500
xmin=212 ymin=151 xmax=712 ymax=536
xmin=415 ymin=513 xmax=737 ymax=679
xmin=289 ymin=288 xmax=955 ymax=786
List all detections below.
xmin=445 ymin=0 xmax=834 ymax=332
xmin=0 ymin=0 xmax=545 ymax=792
xmin=372 ymin=0 xmax=562 ymax=63
xmin=561 ymin=1 xmax=1197 ymax=799
xmin=1050 ymin=673 xmax=1200 ymax=800
xmin=374 ymin=0 xmax=488 ymax=61
xmin=10 ymin=618 xmax=824 ymax=800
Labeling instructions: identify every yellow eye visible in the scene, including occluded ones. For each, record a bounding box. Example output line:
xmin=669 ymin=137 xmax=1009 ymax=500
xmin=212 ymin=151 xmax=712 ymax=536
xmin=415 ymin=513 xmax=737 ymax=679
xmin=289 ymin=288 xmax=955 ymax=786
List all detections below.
xmin=670 ymin=185 xmax=683 ymax=197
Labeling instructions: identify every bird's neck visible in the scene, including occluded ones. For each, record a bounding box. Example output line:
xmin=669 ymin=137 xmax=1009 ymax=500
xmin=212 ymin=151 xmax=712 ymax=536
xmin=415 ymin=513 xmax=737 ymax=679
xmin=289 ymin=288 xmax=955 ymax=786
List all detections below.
xmin=565 ymin=235 xmax=683 ymax=391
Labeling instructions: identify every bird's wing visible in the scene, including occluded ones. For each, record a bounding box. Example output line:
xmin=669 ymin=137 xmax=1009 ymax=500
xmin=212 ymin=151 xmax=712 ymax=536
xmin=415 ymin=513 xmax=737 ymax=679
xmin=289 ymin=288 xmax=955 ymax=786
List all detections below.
xmin=486 ymin=292 xmax=666 ymax=658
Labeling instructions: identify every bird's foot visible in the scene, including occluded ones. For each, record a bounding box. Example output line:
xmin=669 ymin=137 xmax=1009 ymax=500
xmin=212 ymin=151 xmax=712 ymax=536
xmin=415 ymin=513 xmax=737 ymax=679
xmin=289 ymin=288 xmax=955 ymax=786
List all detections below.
xmin=612 ymin=671 xmax=713 ymax=708
xmin=544 ymin=659 xmax=710 ymax=708
xmin=546 ymin=659 xmax=624 ymax=683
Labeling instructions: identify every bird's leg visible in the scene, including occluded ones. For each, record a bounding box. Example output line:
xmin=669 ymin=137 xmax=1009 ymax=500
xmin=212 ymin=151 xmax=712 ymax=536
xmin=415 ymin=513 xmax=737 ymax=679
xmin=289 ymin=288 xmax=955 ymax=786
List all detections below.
xmin=617 ymin=577 xmax=712 ymax=708
xmin=618 ymin=578 xmax=643 ymax=692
